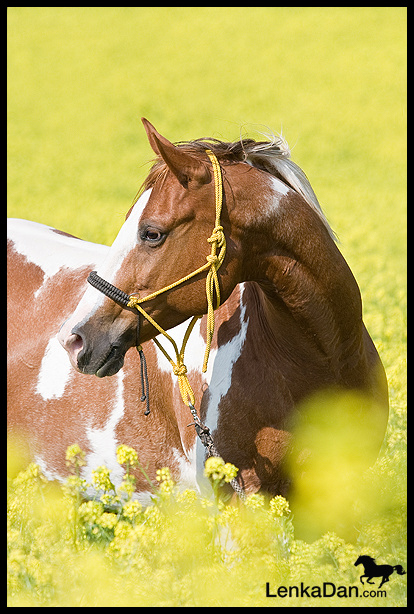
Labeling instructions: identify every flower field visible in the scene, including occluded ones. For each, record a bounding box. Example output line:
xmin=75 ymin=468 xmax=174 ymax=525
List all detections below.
xmin=8 ymin=7 xmax=406 ymax=607
xmin=7 ymin=438 xmax=406 ymax=606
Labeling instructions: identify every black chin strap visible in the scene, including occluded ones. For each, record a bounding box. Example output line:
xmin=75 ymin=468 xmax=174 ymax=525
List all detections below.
xmin=87 ymin=270 xmax=150 ymax=416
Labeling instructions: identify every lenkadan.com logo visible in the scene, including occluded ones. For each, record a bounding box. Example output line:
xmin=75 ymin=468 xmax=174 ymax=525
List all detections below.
xmin=266 ymin=555 xmax=406 ymax=601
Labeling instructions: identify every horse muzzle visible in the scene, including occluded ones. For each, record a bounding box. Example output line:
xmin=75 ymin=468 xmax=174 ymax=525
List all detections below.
xmin=58 ymin=319 xmax=136 ymax=377
xmin=79 ymin=338 xmax=127 ymax=378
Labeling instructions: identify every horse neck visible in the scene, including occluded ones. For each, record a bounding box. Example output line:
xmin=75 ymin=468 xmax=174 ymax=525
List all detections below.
xmin=240 ymin=192 xmax=368 ymax=388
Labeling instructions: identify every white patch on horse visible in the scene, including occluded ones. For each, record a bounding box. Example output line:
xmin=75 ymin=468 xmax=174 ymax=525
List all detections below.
xmin=60 ymin=189 xmax=152 ymax=335
xmin=205 ymin=284 xmax=248 ymax=431
xmin=96 ymin=189 xmax=152 ymax=283
xmin=154 ymin=317 xmax=217 ymax=461
xmin=36 ymin=336 xmax=73 ymax=400
xmin=197 ymin=286 xmax=248 ymax=486
xmin=155 ymin=285 xmax=248 ymax=492
xmin=85 ymin=369 xmax=126 ymax=490
xmin=200 ymin=285 xmax=249 ymax=490
xmin=154 ymin=316 xmax=212 ymax=379
xmin=35 ymin=455 xmax=66 ymax=483
xmin=270 ymin=175 xmax=291 ymax=197
xmin=82 ymin=368 xmax=153 ymax=506
xmin=258 ymin=176 xmax=291 ymax=221
xmin=173 ymin=445 xmax=200 ymax=492
xmin=7 ymin=218 xmax=108 ymax=283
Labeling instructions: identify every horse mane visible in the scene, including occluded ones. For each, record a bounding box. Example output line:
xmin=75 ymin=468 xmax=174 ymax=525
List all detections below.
xmin=140 ymin=132 xmax=337 ymax=241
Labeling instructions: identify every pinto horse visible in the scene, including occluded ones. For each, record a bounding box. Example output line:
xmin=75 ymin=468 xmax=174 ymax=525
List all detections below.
xmin=8 ymin=119 xmax=388 ymax=502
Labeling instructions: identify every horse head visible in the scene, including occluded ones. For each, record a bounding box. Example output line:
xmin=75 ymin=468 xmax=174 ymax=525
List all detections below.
xmin=58 ymin=119 xmax=256 ymax=377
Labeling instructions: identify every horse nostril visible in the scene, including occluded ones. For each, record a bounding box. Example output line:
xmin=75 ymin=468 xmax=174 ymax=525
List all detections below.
xmin=64 ymin=333 xmax=83 ymax=353
xmin=61 ymin=332 xmax=84 ymax=368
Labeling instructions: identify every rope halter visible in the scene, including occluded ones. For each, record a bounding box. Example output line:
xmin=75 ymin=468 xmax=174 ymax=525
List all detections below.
xmin=88 ymin=150 xmax=226 ymax=408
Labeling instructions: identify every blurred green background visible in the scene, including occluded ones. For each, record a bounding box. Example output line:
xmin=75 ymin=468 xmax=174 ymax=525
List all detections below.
xmin=7 ymin=4 xmax=406 ymax=419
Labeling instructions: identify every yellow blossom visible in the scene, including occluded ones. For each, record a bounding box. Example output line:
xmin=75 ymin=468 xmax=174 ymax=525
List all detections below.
xmin=118 ymin=476 xmax=136 ymax=501
xmin=156 ymin=467 xmax=175 ymax=496
xmin=65 ymin=444 xmax=86 ymax=469
xmin=203 ymin=456 xmax=238 ymax=484
xmin=100 ymin=493 xmax=120 ymax=507
xmin=156 ymin=467 xmax=172 ymax=482
xmin=78 ymin=501 xmax=104 ymax=524
xmin=12 ymin=462 xmax=45 ymax=486
xmin=98 ymin=512 xmax=118 ymax=530
xmin=122 ymin=500 xmax=142 ymax=521
xmin=116 ymin=445 xmax=139 ymax=468
xmin=269 ymin=495 xmax=291 ymax=517
xmin=245 ymin=493 xmax=265 ymax=509
xmin=92 ymin=466 xmax=115 ymax=493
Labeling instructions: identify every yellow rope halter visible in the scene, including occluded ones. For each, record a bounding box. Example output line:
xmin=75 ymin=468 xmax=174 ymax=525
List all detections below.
xmin=126 ymin=150 xmax=225 ymax=407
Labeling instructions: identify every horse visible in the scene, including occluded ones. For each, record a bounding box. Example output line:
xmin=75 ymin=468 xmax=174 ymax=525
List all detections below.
xmin=354 ymin=555 xmax=406 ymax=589
xmin=7 ymin=118 xmax=389 ymax=503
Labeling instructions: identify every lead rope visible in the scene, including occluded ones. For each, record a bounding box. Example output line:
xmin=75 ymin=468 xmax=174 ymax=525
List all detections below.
xmin=187 ymin=401 xmax=246 ymax=500
xmin=87 ymin=150 xmax=245 ymax=500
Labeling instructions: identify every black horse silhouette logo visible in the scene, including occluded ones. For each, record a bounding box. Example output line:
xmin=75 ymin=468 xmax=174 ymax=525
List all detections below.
xmin=354 ymin=555 xmax=406 ymax=589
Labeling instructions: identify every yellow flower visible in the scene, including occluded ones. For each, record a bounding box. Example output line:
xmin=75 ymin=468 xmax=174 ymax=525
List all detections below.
xmin=92 ymin=466 xmax=115 ymax=493
xmin=122 ymin=500 xmax=142 ymax=521
xmin=156 ymin=467 xmax=175 ymax=496
xmin=113 ymin=519 xmax=133 ymax=540
xmin=12 ymin=462 xmax=45 ymax=486
xmin=269 ymin=495 xmax=291 ymax=517
xmin=79 ymin=501 xmax=104 ymax=523
xmin=100 ymin=493 xmax=120 ymax=507
xmin=203 ymin=456 xmax=238 ymax=483
xmin=65 ymin=444 xmax=86 ymax=468
xmin=118 ymin=476 xmax=136 ymax=501
xmin=116 ymin=445 xmax=139 ymax=467
xmin=97 ymin=512 xmax=118 ymax=530
xmin=222 ymin=462 xmax=238 ymax=482
xmin=156 ymin=467 xmax=172 ymax=482
xmin=176 ymin=489 xmax=198 ymax=506
xmin=245 ymin=493 xmax=265 ymax=509
xmin=63 ymin=474 xmax=88 ymax=497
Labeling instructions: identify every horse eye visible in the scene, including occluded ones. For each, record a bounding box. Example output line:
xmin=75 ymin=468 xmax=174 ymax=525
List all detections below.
xmin=141 ymin=227 xmax=164 ymax=244
xmin=145 ymin=230 xmax=161 ymax=241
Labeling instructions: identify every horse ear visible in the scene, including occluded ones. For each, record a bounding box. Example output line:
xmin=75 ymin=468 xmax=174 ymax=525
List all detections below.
xmin=141 ymin=118 xmax=211 ymax=189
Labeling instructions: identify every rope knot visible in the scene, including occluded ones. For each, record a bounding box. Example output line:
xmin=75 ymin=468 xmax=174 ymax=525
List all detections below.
xmin=127 ymin=296 xmax=140 ymax=309
xmin=173 ymin=364 xmax=187 ymax=377
xmin=206 ymin=254 xmax=218 ymax=265
xmin=208 ymin=225 xmax=225 ymax=246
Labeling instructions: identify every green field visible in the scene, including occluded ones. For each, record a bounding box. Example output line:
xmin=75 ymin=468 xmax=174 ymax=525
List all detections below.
xmin=8 ymin=7 xmax=406 ymax=607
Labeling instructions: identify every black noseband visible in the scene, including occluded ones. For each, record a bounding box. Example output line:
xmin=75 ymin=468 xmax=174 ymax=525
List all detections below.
xmin=87 ymin=270 xmax=132 ymax=309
